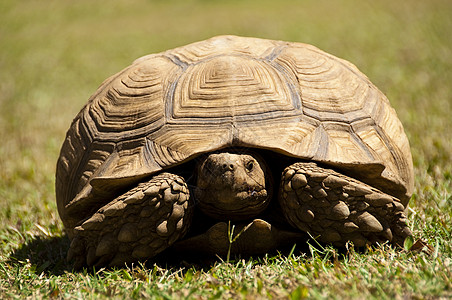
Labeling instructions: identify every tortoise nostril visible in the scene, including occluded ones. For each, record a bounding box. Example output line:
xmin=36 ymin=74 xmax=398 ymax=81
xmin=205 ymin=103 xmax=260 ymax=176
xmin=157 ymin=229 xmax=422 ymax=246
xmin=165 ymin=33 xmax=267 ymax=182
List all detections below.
xmin=222 ymin=163 xmax=234 ymax=171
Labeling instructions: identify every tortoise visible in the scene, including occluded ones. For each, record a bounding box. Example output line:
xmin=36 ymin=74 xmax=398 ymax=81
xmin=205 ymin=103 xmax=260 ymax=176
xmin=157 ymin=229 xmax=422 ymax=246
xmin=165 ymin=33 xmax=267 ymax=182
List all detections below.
xmin=56 ymin=35 xmax=414 ymax=268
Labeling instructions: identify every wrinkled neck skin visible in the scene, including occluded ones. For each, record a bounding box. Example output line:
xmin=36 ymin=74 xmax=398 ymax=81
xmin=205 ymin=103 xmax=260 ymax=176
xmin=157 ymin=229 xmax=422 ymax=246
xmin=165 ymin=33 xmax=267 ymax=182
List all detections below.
xmin=195 ymin=151 xmax=272 ymax=221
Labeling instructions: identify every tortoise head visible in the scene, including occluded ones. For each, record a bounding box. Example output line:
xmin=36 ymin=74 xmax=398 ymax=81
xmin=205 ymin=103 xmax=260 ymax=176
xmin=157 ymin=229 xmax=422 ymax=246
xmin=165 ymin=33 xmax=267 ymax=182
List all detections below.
xmin=195 ymin=152 xmax=272 ymax=221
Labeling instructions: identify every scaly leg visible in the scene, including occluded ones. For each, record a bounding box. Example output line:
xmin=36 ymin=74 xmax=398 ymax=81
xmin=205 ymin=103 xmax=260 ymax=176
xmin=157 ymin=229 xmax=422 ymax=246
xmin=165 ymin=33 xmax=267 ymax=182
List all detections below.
xmin=279 ymin=162 xmax=411 ymax=247
xmin=67 ymin=173 xmax=193 ymax=268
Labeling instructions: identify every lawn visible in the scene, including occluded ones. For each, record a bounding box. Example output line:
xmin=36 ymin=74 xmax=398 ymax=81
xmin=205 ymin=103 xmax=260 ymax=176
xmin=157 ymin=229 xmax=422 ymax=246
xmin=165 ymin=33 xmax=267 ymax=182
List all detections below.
xmin=0 ymin=0 xmax=451 ymax=298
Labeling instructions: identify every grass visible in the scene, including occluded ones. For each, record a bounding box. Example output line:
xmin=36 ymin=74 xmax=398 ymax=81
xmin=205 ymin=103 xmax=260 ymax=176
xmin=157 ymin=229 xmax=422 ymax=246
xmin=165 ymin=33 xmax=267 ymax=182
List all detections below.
xmin=0 ymin=0 xmax=451 ymax=298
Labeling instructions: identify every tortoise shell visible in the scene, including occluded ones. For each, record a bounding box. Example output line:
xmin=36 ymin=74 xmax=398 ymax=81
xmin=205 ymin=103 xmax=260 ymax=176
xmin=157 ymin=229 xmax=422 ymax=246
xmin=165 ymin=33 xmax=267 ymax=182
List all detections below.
xmin=56 ymin=35 xmax=413 ymax=233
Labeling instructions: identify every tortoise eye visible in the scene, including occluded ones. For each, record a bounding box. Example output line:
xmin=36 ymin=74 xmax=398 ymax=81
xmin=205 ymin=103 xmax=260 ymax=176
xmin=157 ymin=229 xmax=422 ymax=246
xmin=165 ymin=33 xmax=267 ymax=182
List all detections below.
xmin=245 ymin=160 xmax=254 ymax=172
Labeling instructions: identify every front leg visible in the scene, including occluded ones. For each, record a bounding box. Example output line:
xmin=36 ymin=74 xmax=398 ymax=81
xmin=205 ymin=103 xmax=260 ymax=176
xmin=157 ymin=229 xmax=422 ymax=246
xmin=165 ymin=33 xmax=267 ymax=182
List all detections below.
xmin=279 ymin=162 xmax=412 ymax=247
xmin=67 ymin=173 xmax=193 ymax=268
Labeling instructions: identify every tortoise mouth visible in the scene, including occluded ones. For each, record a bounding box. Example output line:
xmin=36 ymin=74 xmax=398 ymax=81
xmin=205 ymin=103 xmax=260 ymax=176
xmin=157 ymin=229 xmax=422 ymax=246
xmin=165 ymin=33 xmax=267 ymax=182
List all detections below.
xmin=195 ymin=186 xmax=270 ymax=221
xmin=233 ymin=186 xmax=267 ymax=202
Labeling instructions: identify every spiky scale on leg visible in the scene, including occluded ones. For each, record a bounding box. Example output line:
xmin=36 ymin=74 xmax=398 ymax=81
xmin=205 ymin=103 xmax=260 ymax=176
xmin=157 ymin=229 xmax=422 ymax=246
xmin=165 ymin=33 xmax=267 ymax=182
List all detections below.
xmin=67 ymin=172 xmax=193 ymax=268
xmin=279 ymin=162 xmax=412 ymax=247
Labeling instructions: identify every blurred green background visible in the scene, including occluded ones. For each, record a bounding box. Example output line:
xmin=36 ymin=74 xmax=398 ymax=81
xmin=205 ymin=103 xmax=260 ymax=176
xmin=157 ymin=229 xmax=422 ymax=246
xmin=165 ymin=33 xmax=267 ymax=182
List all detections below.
xmin=0 ymin=0 xmax=450 ymax=294
xmin=1 ymin=0 xmax=450 ymax=217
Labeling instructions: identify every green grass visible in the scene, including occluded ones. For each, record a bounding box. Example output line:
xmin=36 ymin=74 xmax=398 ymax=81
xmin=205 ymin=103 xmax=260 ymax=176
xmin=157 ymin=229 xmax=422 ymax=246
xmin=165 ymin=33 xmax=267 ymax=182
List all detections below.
xmin=1 ymin=0 xmax=451 ymax=298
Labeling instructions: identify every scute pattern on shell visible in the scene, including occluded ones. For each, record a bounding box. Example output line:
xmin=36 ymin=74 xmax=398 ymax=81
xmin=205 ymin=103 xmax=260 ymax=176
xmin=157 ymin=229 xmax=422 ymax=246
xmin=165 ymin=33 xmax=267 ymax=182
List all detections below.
xmin=56 ymin=35 xmax=413 ymax=232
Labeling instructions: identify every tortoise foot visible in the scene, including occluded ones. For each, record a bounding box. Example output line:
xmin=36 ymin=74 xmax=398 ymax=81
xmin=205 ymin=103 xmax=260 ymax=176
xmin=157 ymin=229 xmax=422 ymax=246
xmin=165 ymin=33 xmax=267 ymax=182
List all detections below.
xmin=279 ymin=162 xmax=412 ymax=247
xmin=172 ymin=219 xmax=305 ymax=257
xmin=67 ymin=173 xmax=193 ymax=268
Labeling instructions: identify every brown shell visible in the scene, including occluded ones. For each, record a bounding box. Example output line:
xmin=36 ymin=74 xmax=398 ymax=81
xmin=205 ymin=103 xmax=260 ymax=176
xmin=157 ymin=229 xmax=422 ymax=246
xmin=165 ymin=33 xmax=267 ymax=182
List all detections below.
xmin=56 ymin=35 xmax=413 ymax=231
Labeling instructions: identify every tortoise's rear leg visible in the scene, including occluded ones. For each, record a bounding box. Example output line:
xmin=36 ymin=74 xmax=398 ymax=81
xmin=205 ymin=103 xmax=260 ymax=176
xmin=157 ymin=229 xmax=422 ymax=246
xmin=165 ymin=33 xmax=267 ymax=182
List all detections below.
xmin=279 ymin=162 xmax=412 ymax=247
xmin=67 ymin=173 xmax=193 ymax=269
